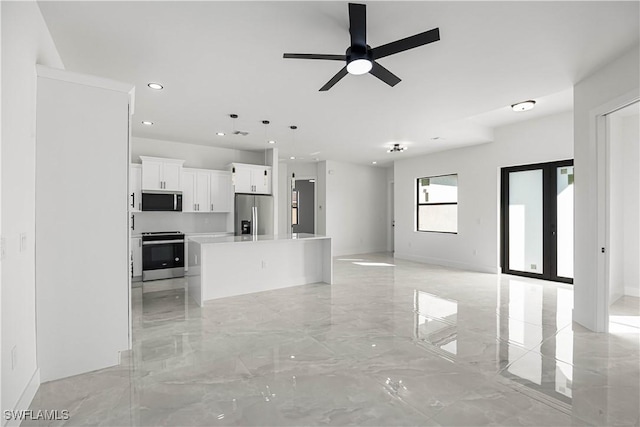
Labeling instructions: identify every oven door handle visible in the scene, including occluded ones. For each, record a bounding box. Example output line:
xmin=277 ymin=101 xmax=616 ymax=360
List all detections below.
xmin=142 ymin=239 xmax=185 ymax=245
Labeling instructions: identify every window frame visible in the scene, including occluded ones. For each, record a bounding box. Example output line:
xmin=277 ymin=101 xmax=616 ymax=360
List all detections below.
xmin=416 ymin=173 xmax=458 ymax=234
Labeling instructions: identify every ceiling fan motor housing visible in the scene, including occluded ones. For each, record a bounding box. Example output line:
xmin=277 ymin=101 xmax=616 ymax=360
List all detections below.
xmin=346 ymin=45 xmax=371 ymax=63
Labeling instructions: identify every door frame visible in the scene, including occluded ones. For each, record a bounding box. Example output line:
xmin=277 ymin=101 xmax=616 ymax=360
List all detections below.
xmin=500 ymin=159 xmax=574 ymax=284
xmin=290 ymin=176 xmax=317 ymax=234
xmin=596 ymin=95 xmax=640 ymax=332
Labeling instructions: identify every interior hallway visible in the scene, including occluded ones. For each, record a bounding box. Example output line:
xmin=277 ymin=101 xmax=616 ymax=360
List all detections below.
xmin=25 ymin=254 xmax=640 ymax=426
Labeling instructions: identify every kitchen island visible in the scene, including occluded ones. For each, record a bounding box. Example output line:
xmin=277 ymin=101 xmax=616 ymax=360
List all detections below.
xmin=187 ymin=233 xmax=332 ymax=305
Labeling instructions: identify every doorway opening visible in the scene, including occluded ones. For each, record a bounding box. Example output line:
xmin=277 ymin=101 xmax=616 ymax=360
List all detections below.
xmin=501 ymin=160 xmax=574 ymax=284
xmin=292 ymin=178 xmax=316 ymax=234
xmin=606 ymin=101 xmax=640 ymax=333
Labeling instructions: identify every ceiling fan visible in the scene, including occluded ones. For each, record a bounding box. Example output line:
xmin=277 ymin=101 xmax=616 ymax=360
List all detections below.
xmin=283 ymin=3 xmax=440 ymax=91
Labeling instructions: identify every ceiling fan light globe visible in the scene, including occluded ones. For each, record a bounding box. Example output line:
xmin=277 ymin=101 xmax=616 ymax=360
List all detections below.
xmin=347 ymin=59 xmax=372 ymax=75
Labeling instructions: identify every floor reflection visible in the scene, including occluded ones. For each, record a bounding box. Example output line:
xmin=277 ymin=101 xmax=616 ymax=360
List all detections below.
xmin=25 ymin=255 xmax=640 ymax=426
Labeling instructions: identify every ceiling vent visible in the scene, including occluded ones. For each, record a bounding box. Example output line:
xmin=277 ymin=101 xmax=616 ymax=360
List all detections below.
xmin=387 ymin=143 xmax=406 ymax=153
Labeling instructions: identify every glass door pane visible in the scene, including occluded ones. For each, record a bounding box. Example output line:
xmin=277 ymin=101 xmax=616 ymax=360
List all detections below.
xmin=508 ymin=169 xmax=544 ymax=274
xmin=556 ymin=166 xmax=574 ymax=279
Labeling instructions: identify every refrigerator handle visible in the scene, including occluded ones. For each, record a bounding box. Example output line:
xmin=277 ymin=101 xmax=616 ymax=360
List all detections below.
xmin=252 ymin=206 xmax=258 ymax=236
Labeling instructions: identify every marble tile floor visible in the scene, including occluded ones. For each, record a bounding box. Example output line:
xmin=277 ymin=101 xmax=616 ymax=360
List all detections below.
xmin=26 ymin=253 xmax=640 ymax=426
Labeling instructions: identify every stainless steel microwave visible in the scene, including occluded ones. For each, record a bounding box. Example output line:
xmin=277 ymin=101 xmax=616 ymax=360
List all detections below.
xmin=141 ymin=192 xmax=182 ymax=212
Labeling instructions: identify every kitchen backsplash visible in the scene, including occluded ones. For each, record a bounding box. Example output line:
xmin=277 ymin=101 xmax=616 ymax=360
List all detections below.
xmin=133 ymin=212 xmax=229 ymax=234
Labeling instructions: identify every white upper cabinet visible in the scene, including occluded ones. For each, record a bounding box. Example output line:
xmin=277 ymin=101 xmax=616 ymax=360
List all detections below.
xmin=210 ymin=170 xmax=233 ymax=212
xmin=130 ymin=164 xmax=142 ymax=212
xmin=182 ymin=168 xmax=212 ymax=213
xmin=230 ymin=163 xmax=272 ymax=194
xmin=140 ymin=156 xmax=185 ymax=191
xmin=182 ymin=170 xmax=196 ymax=212
xmin=195 ymin=171 xmax=211 ymax=212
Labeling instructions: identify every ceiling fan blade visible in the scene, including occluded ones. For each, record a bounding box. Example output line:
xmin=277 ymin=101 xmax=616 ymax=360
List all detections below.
xmin=319 ymin=67 xmax=348 ymax=91
xmin=372 ymin=28 xmax=440 ymax=60
xmin=369 ymin=61 xmax=401 ymax=87
xmin=349 ymin=3 xmax=367 ymax=47
xmin=283 ymin=53 xmax=346 ymax=61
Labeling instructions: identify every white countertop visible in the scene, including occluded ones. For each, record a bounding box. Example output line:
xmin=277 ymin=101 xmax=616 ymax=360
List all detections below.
xmin=131 ymin=231 xmax=232 ymax=239
xmin=186 ymin=232 xmax=233 ymax=238
xmin=189 ymin=233 xmax=329 ymax=245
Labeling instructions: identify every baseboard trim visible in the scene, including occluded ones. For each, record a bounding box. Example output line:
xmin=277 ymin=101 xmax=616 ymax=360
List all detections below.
xmin=3 ymin=368 xmax=40 ymax=427
xmin=394 ymin=252 xmax=498 ymax=274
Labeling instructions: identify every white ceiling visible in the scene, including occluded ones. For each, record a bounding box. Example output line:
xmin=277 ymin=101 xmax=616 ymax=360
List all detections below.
xmin=38 ymin=1 xmax=639 ymax=166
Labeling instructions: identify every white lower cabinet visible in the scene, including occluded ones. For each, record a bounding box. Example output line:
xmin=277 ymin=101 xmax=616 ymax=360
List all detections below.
xmin=131 ymin=237 xmax=142 ymax=279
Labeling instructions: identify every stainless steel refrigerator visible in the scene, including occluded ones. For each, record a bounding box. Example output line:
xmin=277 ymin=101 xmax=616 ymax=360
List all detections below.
xmin=234 ymin=194 xmax=274 ymax=236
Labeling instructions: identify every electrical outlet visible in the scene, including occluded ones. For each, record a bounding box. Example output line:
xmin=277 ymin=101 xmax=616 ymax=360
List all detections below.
xmin=11 ymin=346 xmax=17 ymax=370
xmin=261 ymin=260 xmax=267 ymax=269
xmin=531 ymin=264 xmax=537 ymax=270
xmin=473 ymin=249 xmax=478 ymax=255
xmin=20 ymin=232 xmax=27 ymax=252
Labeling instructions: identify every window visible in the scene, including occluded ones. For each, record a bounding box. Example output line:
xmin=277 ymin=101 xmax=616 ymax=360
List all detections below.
xmin=416 ymin=174 xmax=458 ymax=233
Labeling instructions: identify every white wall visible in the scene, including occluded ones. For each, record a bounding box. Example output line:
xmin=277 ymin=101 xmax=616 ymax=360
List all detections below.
xmin=322 ymin=160 xmax=388 ymax=256
xmin=608 ymin=115 xmax=625 ymax=303
xmin=386 ymin=165 xmax=394 ymax=252
xmin=132 ymin=137 xmax=263 ymax=169
xmin=573 ymin=45 xmax=639 ymax=331
xmin=609 ymin=112 xmax=640 ymax=301
xmin=622 ymin=114 xmax=640 ymax=297
xmin=133 ymin=212 xmax=229 ymax=234
xmin=394 ymin=112 xmax=573 ymax=273
xmin=1 ymin=1 xmax=63 ymax=419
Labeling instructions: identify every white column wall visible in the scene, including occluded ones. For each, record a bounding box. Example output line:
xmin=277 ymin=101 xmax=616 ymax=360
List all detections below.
xmin=394 ymin=112 xmax=573 ymax=273
xmin=35 ymin=68 xmax=132 ymax=382
xmin=1 ymin=1 xmax=63 ymax=419
xmin=324 ymin=160 xmax=388 ymax=256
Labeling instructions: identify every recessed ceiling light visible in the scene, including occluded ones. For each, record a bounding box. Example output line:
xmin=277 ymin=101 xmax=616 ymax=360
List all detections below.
xmin=268 ymin=140 xmax=276 ymax=144
xmin=511 ymin=100 xmax=536 ymax=112
xmin=141 ymin=121 xmax=154 ymax=126
xmin=290 ymin=156 xmax=296 ymax=160
xmin=216 ymin=132 xmax=225 ymax=136
xmin=147 ymin=82 xmax=163 ymax=90
xmin=372 ymin=161 xmax=377 ymax=164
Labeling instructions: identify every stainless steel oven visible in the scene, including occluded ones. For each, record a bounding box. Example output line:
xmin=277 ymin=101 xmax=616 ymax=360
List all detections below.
xmin=141 ymin=231 xmax=185 ymax=281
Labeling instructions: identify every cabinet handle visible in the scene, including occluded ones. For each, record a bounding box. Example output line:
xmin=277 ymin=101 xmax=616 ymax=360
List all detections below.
xmin=131 ymin=193 xmax=135 ymax=208
xmin=211 ymin=204 xmax=213 ymax=211
xmin=131 ymin=214 xmax=135 ymax=230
